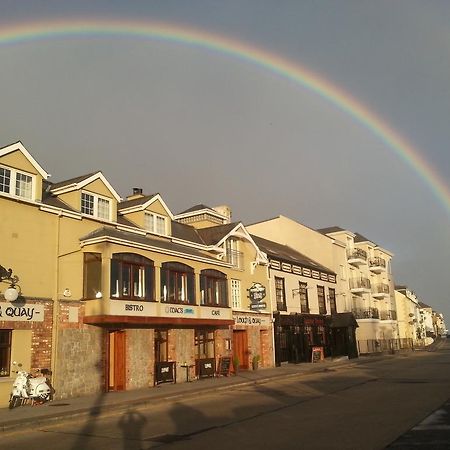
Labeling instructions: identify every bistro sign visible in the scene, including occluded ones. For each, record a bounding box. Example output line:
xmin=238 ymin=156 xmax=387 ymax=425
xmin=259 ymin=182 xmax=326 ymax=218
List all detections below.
xmin=247 ymin=283 xmax=267 ymax=311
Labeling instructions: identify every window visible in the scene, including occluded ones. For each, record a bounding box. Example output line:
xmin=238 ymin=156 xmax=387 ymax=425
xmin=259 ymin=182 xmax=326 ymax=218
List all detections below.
xmin=231 ymin=279 xmax=241 ymax=309
xmin=200 ymin=269 xmax=228 ymax=307
xmin=275 ymin=277 xmax=286 ymax=311
xmin=83 ymin=253 xmax=102 ymax=299
xmin=0 ymin=165 xmax=34 ymax=200
xmin=144 ymin=212 xmax=167 ymax=236
xmin=317 ymin=286 xmax=327 ymax=315
xmin=160 ymin=262 xmax=195 ymax=304
xmin=328 ymin=288 xmax=337 ymax=314
xmin=81 ymin=191 xmax=111 ymax=220
xmin=195 ymin=329 xmax=215 ymax=359
xmin=155 ymin=329 xmax=168 ymax=362
xmin=225 ymin=238 xmax=242 ymax=268
xmin=299 ymin=282 xmax=309 ymax=313
xmin=0 ymin=330 xmax=12 ymax=377
xmin=110 ymin=253 xmax=154 ymax=301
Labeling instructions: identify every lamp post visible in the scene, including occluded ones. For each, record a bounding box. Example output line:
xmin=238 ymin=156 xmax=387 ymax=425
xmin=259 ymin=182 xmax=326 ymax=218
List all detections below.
xmin=0 ymin=264 xmax=20 ymax=302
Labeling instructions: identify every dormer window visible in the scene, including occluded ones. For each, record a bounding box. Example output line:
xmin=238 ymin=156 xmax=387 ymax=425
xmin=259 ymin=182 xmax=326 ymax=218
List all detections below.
xmin=0 ymin=165 xmax=34 ymax=200
xmin=81 ymin=191 xmax=111 ymax=220
xmin=144 ymin=212 xmax=167 ymax=236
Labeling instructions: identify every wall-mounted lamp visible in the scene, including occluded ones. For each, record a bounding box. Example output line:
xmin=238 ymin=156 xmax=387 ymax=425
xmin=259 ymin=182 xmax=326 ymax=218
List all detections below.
xmin=0 ymin=264 xmax=20 ymax=302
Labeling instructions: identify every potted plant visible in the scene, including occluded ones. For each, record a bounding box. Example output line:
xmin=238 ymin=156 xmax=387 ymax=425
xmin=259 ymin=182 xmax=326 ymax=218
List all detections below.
xmin=252 ymin=354 xmax=260 ymax=370
xmin=233 ymin=356 xmax=240 ymax=375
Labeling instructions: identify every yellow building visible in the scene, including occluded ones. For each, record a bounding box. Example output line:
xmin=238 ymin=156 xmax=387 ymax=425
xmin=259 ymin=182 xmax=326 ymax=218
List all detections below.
xmin=0 ymin=141 xmax=272 ymax=405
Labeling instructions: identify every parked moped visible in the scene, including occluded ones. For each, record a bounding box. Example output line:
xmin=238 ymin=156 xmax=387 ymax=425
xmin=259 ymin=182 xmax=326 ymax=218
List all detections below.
xmin=9 ymin=362 xmax=53 ymax=409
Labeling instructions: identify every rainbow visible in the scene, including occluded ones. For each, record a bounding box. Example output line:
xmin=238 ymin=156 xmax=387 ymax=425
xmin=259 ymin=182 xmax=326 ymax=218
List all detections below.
xmin=1 ymin=18 xmax=450 ymax=216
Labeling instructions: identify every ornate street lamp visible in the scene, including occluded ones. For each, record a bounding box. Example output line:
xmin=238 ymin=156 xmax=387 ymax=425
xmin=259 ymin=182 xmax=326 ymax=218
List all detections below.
xmin=0 ymin=265 xmax=20 ymax=302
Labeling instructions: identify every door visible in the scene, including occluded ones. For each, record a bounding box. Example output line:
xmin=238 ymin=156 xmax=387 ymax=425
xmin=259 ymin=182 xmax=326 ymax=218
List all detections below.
xmin=108 ymin=330 xmax=126 ymax=391
xmin=233 ymin=330 xmax=248 ymax=369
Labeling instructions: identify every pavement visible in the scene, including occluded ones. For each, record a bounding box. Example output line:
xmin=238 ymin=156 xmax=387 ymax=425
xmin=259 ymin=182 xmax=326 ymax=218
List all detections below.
xmin=0 ymin=353 xmax=387 ymax=434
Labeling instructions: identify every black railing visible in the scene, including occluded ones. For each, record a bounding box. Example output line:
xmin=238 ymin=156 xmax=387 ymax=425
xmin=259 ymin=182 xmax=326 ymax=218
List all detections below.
xmin=349 ymin=277 xmax=371 ymax=290
xmin=369 ymin=257 xmax=386 ymax=268
xmin=352 ymin=307 xmax=379 ymax=319
xmin=373 ymin=283 xmax=390 ymax=294
xmin=347 ymin=248 xmax=367 ymax=260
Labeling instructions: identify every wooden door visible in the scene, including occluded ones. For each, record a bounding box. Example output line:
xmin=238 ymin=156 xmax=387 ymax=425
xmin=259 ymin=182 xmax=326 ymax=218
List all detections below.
xmin=108 ymin=330 xmax=126 ymax=391
xmin=233 ymin=330 xmax=248 ymax=369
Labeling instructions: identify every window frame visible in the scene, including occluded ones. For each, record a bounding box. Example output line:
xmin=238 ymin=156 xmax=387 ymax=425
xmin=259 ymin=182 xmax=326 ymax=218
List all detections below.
xmin=328 ymin=288 xmax=337 ymax=314
xmin=0 ymin=164 xmax=35 ymax=201
xmin=200 ymin=269 xmax=228 ymax=307
xmin=275 ymin=276 xmax=287 ymax=311
xmin=317 ymin=285 xmax=327 ymax=315
xmin=110 ymin=253 xmax=155 ymax=301
xmin=81 ymin=190 xmax=112 ymax=221
xmin=83 ymin=252 xmax=102 ymax=300
xmin=299 ymin=282 xmax=310 ymax=314
xmin=160 ymin=262 xmax=195 ymax=304
xmin=0 ymin=330 xmax=12 ymax=378
xmin=231 ymin=279 xmax=241 ymax=309
xmin=144 ymin=212 xmax=168 ymax=236
xmin=194 ymin=329 xmax=215 ymax=359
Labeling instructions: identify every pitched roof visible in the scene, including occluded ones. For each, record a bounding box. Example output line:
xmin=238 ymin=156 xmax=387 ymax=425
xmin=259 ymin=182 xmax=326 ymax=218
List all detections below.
xmin=80 ymin=226 xmax=219 ymax=262
xmin=49 ymin=172 xmax=100 ymax=191
xmin=317 ymin=226 xmax=345 ymax=235
xmin=251 ymin=234 xmax=335 ymax=275
xmin=419 ymin=302 xmax=432 ymax=309
xmin=171 ymin=221 xmax=205 ymax=245
xmin=118 ymin=194 xmax=158 ymax=210
xmin=197 ymin=222 xmax=239 ymax=246
xmin=354 ymin=232 xmax=373 ymax=244
xmin=177 ymin=204 xmax=214 ymax=214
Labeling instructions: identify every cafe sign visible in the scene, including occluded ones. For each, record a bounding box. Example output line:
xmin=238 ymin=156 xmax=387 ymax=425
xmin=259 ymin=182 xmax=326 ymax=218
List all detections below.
xmin=248 ymin=283 xmax=267 ymax=311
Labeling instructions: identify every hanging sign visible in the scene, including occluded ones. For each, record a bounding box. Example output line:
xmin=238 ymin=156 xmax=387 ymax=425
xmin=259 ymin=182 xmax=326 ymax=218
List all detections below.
xmin=248 ymin=283 xmax=267 ymax=311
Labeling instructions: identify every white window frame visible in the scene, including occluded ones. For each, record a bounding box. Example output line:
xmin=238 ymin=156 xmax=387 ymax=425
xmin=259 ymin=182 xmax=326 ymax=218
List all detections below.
xmin=231 ymin=279 xmax=241 ymax=309
xmin=144 ymin=212 xmax=167 ymax=236
xmin=81 ymin=191 xmax=111 ymax=221
xmin=0 ymin=164 xmax=35 ymax=201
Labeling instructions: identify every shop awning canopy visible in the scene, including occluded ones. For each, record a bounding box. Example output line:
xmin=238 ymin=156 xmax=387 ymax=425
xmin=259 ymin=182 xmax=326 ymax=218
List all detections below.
xmin=328 ymin=312 xmax=358 ymax=328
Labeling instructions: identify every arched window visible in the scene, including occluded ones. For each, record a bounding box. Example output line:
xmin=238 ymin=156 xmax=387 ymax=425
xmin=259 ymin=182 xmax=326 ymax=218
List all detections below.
xmin=110 ymin=253 xmax=154 ymax=301
xmin=200 ymin=269 xmax=228 ymax=307
xmin=160 ymin=262 xmax=195 ymax=304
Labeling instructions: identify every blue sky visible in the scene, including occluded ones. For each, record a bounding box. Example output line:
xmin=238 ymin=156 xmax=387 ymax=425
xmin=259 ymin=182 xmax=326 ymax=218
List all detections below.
xmin=1 ymin=1 xmax=449 ymax=321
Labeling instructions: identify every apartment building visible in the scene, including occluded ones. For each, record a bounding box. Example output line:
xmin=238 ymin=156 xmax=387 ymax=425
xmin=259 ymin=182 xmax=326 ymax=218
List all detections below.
xmin=0 ymin=141 xmax=273 ymax=404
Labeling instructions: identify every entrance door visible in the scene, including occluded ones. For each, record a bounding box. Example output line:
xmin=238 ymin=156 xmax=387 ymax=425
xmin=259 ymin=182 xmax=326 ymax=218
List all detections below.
xmin=233 ymin=330 xmax=248 ymax=369
xmin=108 ymin=330 xmax=126 ymax=391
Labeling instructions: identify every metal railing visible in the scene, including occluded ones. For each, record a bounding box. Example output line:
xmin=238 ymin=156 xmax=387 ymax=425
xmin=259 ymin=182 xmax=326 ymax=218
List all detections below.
xmin=357 ymin=338 xmax=421 ymax=354
xmin=349 ymin=277 xmax=371 ymax=290
xmin=352 ymin=307 xmax=380 ymax=319
xmin=379 ymin=310 xmax=397 ymax=320
xmin=369 ymin=257 xmax=386 ymax=268
xmin=373 ymin=283 xmax=390 ymax=295
xmin=347 ymin=248 xmax=367 ymax=261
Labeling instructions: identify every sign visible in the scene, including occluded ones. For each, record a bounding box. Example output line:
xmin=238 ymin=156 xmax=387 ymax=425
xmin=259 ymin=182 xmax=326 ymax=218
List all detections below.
xmin=250 ymin=302 xmax=267 ymax=311
xmin=199 ymin=306 xmax=232 ymax=321
xmin=0 ymin=302 xmax=44 ymax=322
xmin=217 ymin=357 xmax=232 ymax=377
xmin=154 ymin=361 xmax=176 ymax=385
xmin=196 ymin=358 xmax=216 ymax=378
xmin=110 ymin=300 xmax=157 ymax=317
xmin=161 ymin=304 xmax=197 ymax=318
xmin=248 ymin=283 xmax=267 ymax=311
xmin=311 ymin=346 xmax=324 ymax=363
xmin=234 ymin=313 xmax=271 ymax=327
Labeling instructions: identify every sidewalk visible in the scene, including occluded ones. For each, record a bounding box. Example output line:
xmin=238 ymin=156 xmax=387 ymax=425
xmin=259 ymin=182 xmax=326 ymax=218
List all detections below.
xmin=0 ymin=354 xmax=390 ymax=433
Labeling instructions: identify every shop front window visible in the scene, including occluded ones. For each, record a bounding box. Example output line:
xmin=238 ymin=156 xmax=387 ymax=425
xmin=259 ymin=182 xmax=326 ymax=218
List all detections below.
xmin=0 ymin=330 xmax=12 ymax=377
xmin=110 ymin=253 xmax=154 ymax=300
xmin=195 ymin=329 xmax=215 ymax=359
xmin=200 ymin=269 xmax=228 ymax=307
xmin=83 ymin=252 xmax=102 ymax=299
xmin=160 ymin=262 xmax=195 ymax=304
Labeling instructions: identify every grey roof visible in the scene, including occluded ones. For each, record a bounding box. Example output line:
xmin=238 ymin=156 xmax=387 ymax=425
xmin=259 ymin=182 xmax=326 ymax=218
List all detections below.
xmin=117 ymin=215 xmax=138 ymax=227
xmin=354 ymin=232 xmax=373 ymax=244
xmin=49 ymin=171 xmax=100 ymax=191
xmin=251 ymin=235 xmax=335 ymax=275
xmin=178 ymin=204 xmax=215 ymax=215
xmin=118 ymin=194 xmax=158 ymax=210
xmin=418 ymin=302 xmax=432 ymax=309
xmin=317 ymin=226 xmax=345 ymax=235
xmin=41 ymin=194 xmax=78 ymax=212
xmin=197 ymin=222 xmax=239 ymax=246
xmin=171 ymin=221 xmax=205 ymax=245
xmin=80 ymin=226 xmax=219 ymax=262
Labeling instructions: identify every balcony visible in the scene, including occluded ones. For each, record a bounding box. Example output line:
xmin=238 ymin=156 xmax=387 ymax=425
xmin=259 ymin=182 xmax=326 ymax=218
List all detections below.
xmin=349 ymin=277 xmax=371 ymax=294
xmin=372 ymin=283 xmax=390 ymax=299
xmin=224 ymin=249 xmax=243 ymax=269
xmin=369 ymin=257 xmax=386 ymax=273
xmin=352 ymin=307 xmax=380 ymax=320
xmin=347 ymin=248 xmax=368 ymax=266
xmin=380 ymin=310 xmax=397 ymax=321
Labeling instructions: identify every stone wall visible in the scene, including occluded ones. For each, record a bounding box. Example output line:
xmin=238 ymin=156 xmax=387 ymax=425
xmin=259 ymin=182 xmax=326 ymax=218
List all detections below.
xmin=126 ymin=329 xmax=153 ymax=389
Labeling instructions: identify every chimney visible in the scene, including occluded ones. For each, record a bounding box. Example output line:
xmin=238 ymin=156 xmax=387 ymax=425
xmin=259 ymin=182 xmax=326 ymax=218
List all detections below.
xmin=213 ymin=205 xmax=232 ymax=223
xmin=126 ymin=187 xmax=144 ymax=201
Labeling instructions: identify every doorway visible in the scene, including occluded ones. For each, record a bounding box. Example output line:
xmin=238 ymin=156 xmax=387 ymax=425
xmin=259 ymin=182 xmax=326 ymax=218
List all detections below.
xmin=233 ymin=330 xmax=248 ymax=369
xmin=107 ymin=330 xmax=126 ymax=391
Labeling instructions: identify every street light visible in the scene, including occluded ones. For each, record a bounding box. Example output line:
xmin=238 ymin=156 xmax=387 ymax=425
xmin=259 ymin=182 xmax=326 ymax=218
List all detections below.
xmin=0 ymin=264 xmax=19 ymax=302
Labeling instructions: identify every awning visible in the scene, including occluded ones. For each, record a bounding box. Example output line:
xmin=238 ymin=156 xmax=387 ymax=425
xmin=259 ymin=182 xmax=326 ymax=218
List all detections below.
xmin=327 ymin=312 xmax=358 ymax=328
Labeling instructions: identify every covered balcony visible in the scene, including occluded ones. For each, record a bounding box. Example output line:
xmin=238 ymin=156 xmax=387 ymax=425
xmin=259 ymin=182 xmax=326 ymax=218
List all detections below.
xmin=372 ymin=283 xmax=390 ymax=299
xmin=380 ymin=310 xmax=397 ymax=321
xmin=368 ymin=256 xmax=386 ymax=273
xmin=352 ymin=307 xmax=380 ymax=320
xmin=349 ymin=277 xmax=371 ymax=294
xmin=347 ymin=248 xmax=367 ymax=266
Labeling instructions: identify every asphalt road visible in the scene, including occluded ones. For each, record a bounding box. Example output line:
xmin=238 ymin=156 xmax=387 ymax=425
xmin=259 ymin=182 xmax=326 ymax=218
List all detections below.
xmin=2 ymin=343 xmax=450 ymax=450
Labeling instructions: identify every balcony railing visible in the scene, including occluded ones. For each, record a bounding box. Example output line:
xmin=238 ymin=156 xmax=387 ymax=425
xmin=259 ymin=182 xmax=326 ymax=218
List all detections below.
xmin=380 ymin=310 xmax=397 ymax=320
xmin=224 ymin=249 xmax=243 ymax=269
xmin=347 ymin=248 xmax=367 ymax=265
xmin=352 ymin=307 xmax=380 ymax=320
xmin=349 ymin=277 xmax=371 ymax=293
xmin=369 ymin=257 xmax=386 ymax=273
xmin=372 ymin=283 xmax=390 ymax=298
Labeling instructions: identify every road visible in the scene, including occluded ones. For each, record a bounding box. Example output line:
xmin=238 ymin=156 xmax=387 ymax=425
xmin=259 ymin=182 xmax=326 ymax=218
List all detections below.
xmin=2 ymin=342 xmax=450 ymax=450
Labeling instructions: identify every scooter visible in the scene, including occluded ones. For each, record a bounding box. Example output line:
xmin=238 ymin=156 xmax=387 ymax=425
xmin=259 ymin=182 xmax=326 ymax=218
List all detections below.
xmin=9 ymin=362 xmax=53 ymax=409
